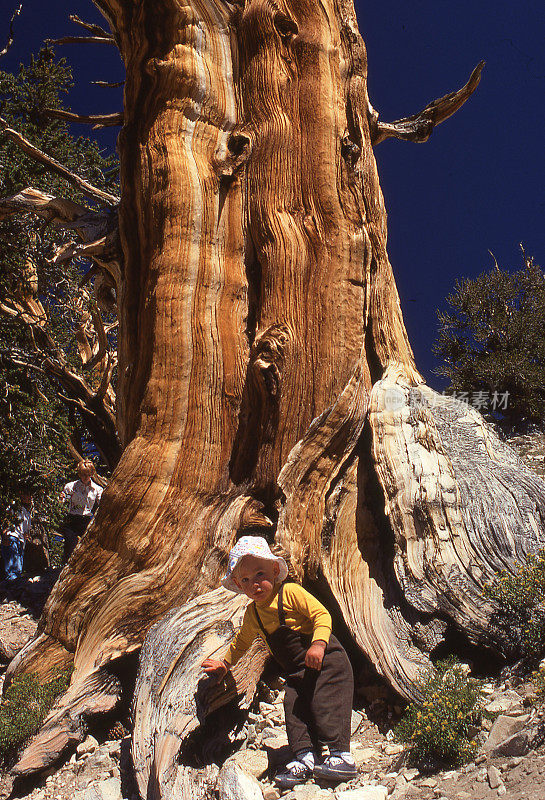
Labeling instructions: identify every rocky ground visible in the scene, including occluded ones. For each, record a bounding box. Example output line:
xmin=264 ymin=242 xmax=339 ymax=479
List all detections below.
xmin=1 ymin=593 xmax=544 ymax=800
xmin=2 ymin=424 xmax=545 ymax=800
xmin=506 ymin=430 xmax=545 ymax=478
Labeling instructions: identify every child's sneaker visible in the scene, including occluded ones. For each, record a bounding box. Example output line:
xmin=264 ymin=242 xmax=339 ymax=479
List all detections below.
xmin=313 ymin=753 xmax=356 ymax=782
xmin=274 ymin=760 xmax=312 ymax=789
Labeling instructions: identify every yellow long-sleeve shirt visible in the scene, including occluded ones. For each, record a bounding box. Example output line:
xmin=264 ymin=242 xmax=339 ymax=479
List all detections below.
xmin=223 ymin=582 xmax=332 ymax=666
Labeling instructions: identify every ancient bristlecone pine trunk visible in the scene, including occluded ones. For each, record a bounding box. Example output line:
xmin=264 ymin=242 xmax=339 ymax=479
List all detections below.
xmin=7 ymin=0 xmax=545 ymax=790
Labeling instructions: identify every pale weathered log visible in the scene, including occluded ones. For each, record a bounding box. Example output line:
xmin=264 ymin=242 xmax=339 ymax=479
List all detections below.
xmin=132 ymin=588 xmax=268 ymax=800
xmin=44 ymin=108 xmax=124 ymax=128
xmin=6 ymin=0 xmax=545 ymax=789
xmin=11 ymin=668 xmax=121 ymax=777
xmin=369 ymin=364 xmax=545 ymax=642
xmin=45 ymin=35 xmax=116 ymax=47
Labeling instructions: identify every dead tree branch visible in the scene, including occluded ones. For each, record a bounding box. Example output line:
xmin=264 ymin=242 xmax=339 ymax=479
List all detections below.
xmin=370 ymin=61 xmax=485 ymax=146
xmin=69 ymin=14 xmax=111 ymax=38
xmin=0 ymin=119 xmax=119 ymax=206
xmin=91 ymin=80 xmax=124 ymax=89
xmin=0 ymin=3 xmax=22 ymax=59
xmin=45 ymin=35 xmax=115 ymax=47
xmin=44 ymin=108 xmax=123 ymax=128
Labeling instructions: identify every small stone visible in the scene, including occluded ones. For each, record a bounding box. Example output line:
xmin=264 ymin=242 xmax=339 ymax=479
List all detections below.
xmin=487 ymin=765 xmax=502 ymax=789
xmin=382 ymin=743 xmax=404 ymax=756
xmin=262 ymin=789 xmax=281 ymax=800
xmin=224 ymin=749 xmax=269 ymax=779
xmin=217 ymin=762 xmax=264 ymax=800
xmin=79 ymin=776 xmax=123 ymax=800
xmin=497 ymin=785 xmax=507 ymax=796
xmin=483 ymin=713 xmax=531 ymax=757
xmin=246 ymin=724 xmax=257 ymax=744
xmin=484 ymin=690 xmax=524 ymax=715
xmin=419 ymin=777 xmax=438 ymax=788
xmin=77 ymin=735 xmax=99 ymax=757
xmin=351 ymin=745 xmax=381 ymax=767
xmin=351 ymin=711 xmax=364 ymax=736
xmin=401 ymin=768 xmax=419 ymax=781
xmin=506 ymin=756 xmax=523 ymax=768
xmin=262 ymin=735 xmax=291 ymax=767
xmin=335 ymin=788 xmax=388 ymax=800
xmin=106 ymin=740 xmax=121 ymax=757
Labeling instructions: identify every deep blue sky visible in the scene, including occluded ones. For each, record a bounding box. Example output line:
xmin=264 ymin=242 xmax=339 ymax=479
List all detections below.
xmin=2 ymin=0 xmax=544 ymax=387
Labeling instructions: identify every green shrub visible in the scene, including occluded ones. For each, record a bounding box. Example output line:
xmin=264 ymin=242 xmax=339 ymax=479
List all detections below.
xmin=484 ymin=549 xmax=545 ymax=661
xmin=531 ymin=666 xmax=545 ymax=701
xmin=0 ymin=669 xmax=72 ymax=765
xmin=394 ymin=658 xmax=485 ymax=769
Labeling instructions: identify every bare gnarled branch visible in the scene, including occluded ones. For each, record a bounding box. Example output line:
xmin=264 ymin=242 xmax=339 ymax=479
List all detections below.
xmin=45 ymin=35 xmax=115 ymax=47
xmin=370 ymin=61 xmax=485 ymax=146
xmin=0 ymin=3 xmax=22 ymax=59
xmin=69 ymin=14 xmax=111 ymax=38
xmin=0 ymin=119 xmax=120 ymax=206
xmin=44 ymin=108 xmax=123 ymax=129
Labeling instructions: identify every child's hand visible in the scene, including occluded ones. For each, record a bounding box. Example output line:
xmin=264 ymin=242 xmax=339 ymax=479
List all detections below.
xmin=201 ymin=658 xmax=228 ymax=681
xmin=305 ymin=641 xmax=326 ymax=670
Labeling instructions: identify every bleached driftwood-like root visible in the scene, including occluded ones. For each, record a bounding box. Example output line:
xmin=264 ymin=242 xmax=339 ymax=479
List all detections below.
xmin=12 ymin=668 xmax=121 ymax=778
xmin=370 ymin=364 xmax=545 ymax=640
xmin=275 ymin=361 xmax=545 ymax=700
xmin=275 ymin=358 xmax=435 ymax=698
xmin=133 ymin=589 xmax=268 ymax=800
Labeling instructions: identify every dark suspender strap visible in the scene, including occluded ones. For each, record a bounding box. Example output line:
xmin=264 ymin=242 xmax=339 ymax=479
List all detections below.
xmin=253 ymin=603 xmax=269 ymax=639
xmin=277 ymin=582 xmax=286 ymax=625
xmin=253 ymin=583 xmax=286 ymax=638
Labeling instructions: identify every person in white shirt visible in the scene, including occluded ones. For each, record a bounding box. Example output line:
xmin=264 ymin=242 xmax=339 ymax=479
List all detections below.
xmin=60 ymin=460 xmax=103 ymax=563
xmin=1 ymin=482 xmax=34 ymax=581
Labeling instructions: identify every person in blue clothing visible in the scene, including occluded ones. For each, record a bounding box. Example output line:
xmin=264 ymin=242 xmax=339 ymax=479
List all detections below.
xmin=1 ymin=481 xmax=34 ymax=582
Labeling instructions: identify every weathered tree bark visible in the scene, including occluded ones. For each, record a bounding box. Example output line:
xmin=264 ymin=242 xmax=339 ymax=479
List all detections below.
xmin=6 ymin=0 xmax=545 ymax=792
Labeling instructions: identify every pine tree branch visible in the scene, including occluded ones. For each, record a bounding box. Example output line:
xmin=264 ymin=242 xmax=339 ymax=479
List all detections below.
xmin=0 ymin=119 xmax=119 ymax=206
xmin=44 ymin=108 xmax=123 ymax=128
xmin=370 ymin=62 xmax=485 ymax=146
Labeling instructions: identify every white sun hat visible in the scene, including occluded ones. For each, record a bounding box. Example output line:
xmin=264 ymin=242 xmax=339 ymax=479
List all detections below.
xmin=222 ymin=536 xmax=288 ymax=594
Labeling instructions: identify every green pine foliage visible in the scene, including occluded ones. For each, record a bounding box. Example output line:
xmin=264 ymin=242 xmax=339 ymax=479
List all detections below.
xmin=0 ymin=669 xmax=72 ymax=766
xmin=0 ymin=48 xmax=119 ymax=531
xmin=434 ymin=253 xmax=545 ymax=429
xmin=394 ymin=658 xmax=485 ymax=769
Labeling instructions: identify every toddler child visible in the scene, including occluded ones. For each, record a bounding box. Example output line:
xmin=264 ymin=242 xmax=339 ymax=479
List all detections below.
xmin=202 ymin=536 xmax=356 ymax=789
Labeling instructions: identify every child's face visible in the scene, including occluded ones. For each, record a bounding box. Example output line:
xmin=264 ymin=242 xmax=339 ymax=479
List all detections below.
xmin=233 ymin=555 xmax=279 ymax=603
